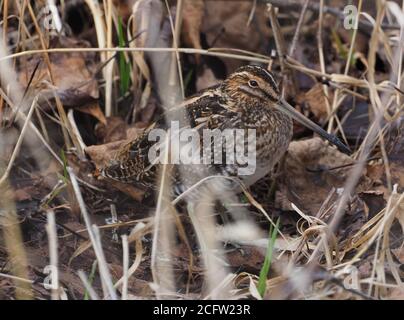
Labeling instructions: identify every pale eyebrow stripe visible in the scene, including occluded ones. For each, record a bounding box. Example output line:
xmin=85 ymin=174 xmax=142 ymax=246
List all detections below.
xmin=262 ymin=69 xmax=277 ymax=89
xmin=241 ymin=68 xmax=277 ymax=90
xmin=238 ymin=71 xmax=251 ymax=77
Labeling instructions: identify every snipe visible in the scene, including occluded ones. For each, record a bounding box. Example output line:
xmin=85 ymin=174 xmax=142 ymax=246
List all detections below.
xmin=100 ymin=65 xmax=350 ymax=193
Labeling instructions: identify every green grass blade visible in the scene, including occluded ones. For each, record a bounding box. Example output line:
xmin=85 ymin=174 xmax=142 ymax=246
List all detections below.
xmin=60 ymin=149 xmax=69 ymax=183
xmin=117 ymin=17 xmax=131 ymax=95
xmin=257 ymin=218 xmax=280 ymax=298
xmin=83 ymin=260 xmax=98 ymax=300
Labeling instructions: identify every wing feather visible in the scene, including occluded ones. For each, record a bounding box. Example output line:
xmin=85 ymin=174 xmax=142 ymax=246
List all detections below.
xmin=101 ymin=87 xmax=237 ymax=189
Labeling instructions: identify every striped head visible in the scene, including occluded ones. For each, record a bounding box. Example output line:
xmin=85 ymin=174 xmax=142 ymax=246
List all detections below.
xmin=222 ymin=65 xmax=281 ymax=109
xmin=222 ymin=65 xmax=351 ymax=154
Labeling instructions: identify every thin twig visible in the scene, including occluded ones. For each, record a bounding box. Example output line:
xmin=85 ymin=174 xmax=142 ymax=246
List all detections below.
xmin=267 ymin=4 xmax=286 ymax=74
xmin=0 ymin=95 xmax=38 ymax=186
xmin=78 ymin=270 xmax=100 ymax=300
xmin=0 ymin=46 xmax=271 ymax=63
xmin=317 ymin=0 xmax=331 ymax=119
xmin=165 ymin=0 xmax=185 ymax=99
xmin=45 ymin=210 xmax=59 ymax=300
xmin=68 ymin=167 xmax=118 ymax=300
xmin=288 ymin=0 xmax=310 ymax=58
xmin=121 ymin=234 xmax=129 ymax=300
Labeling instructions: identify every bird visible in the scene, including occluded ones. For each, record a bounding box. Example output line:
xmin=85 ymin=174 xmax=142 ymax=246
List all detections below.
xmin=100 ymin=65 xmax=350 ymax=194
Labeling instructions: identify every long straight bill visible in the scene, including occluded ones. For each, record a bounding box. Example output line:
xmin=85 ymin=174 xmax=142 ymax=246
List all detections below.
xmin=278 ymin=99 xmax=351 ymax=154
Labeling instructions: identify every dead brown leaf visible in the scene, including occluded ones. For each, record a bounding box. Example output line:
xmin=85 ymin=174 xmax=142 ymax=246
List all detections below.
xmin=77 ymin=103 xmax=107 ymax=125
xmin=226 ymin=245 xmax=264 ymax=275
xmin=20 ymin=54 xmax=98 ymax=104
xmin=95 ymin=117 xmax=128 ymax=144
xmin=85 ymin=141 xmax=127 ymax=169
xmin=86 ymin=124 xmax=146 ymax=202
xmin=303 ymin=83 xmax=333 ymax=123
xmin=201 ymin=1 xmax=272 ymax=71
xmin=89 ymin=115 xmax=144 ymax=170
xmin=278 ymin=137 xmax=353 ymax=215
xmin=19 ymin=37 xmax=100 ymax=121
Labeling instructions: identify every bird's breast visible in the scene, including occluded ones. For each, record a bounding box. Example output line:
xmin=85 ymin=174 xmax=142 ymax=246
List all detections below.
xmin=236 ymin=108 xmax=293 ymax=185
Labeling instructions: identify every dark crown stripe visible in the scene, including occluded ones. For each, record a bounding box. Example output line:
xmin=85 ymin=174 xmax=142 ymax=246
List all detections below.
xmin=235 ymin=65 xmax=279 ymax=94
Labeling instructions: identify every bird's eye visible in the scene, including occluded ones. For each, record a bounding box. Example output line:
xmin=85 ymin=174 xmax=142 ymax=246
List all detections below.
xmin=248 ymin=80 xmax=259 ymax=88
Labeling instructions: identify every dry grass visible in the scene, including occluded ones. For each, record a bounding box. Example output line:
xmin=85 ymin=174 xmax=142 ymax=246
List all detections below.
xmin=0 ymin=0 xmax=403 ymax=300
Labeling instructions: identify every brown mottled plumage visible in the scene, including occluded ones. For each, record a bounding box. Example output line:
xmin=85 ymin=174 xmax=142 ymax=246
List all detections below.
xmin=101 ymin=65 xmax=349 ymax=193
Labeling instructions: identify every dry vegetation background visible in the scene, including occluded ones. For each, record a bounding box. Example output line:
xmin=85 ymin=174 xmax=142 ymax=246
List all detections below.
xmin=0 ymin=0 xmax=404 ymax=300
